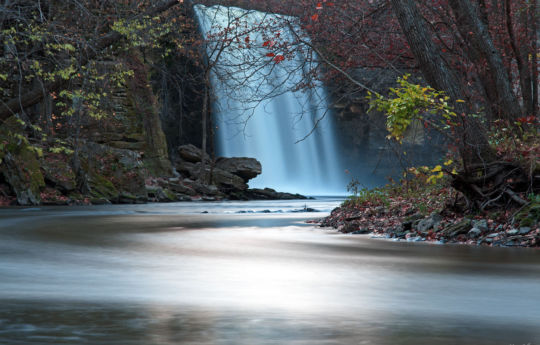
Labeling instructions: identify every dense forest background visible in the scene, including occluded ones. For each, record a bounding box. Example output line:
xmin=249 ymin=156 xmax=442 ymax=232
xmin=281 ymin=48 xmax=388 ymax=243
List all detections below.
xmin=0 ymin=0 xmax=537 ymax=208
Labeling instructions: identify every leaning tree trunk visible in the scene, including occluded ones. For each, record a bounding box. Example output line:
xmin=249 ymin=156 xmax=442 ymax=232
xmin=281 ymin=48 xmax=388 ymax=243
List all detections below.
xmin=529 ymin=0 xmax=538 ymax=117
xmin=505 ymin=0 xmax=534 ymax=118
xmin=389 ymin=0 xmax=538 ymax=210
xmin=389 ymin=0 xmax=494 ymax=168
xmin=448 ymin=0 xmax=523 ymax=122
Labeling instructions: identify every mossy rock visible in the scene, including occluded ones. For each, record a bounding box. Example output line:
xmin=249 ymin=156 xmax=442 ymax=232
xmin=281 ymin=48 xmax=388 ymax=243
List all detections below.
xmin=68 ymin=192 xmax=84 ymax=202
xmin=0 ymin=116 xmax=25 ymax=158
xmin=90 ymin=198 xmax=112 ymax=205
xmin=40 ymin=187 xmax=69 ymax=205
xmin=80 ymin=141 xmax=148 ymax=199
xmin=89 ymin=173 xmax=119 ymax=201
xmin=440 ymin=219 xmax=472 ymax=237
xmin=163 ymin=188 xmax=177 ymax=201
xmin=41 ymin=153 xmax=76 ymax=192
xmin=125 ymin=133 xmax=145 ymax=142
xmin=0 ymin=146 xmax=45 ymax=205
xmin=109 ymin=141 xmax=144 ymax=150
xmin=0 ymin=117 xmax=46 ymax=204
xmin=146 ymin=185 xmax=177 ymax=202
xmin=118 ymin=192 xmax=143 ymax=204
xmin=514 ymin=203 xmax=540 ymax=227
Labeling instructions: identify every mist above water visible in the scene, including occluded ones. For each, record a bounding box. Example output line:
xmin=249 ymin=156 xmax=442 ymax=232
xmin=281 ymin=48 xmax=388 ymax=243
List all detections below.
xmin=194 ymin=5 xmax=347 ymax=195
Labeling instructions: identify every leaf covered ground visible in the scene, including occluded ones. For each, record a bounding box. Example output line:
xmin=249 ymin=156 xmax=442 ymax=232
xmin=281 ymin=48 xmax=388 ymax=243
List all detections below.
xmin=315 ymin=173 xmax=540 ymax=248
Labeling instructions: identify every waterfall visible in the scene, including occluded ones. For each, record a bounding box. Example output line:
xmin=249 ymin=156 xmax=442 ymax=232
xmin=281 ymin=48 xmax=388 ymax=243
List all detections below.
xmin=194 ymin=5 xmax=346 ymax=195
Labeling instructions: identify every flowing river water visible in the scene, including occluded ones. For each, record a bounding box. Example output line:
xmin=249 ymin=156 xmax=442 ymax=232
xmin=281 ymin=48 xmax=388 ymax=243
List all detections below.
xmin=1 ymin=199 xmax=539 ymax=345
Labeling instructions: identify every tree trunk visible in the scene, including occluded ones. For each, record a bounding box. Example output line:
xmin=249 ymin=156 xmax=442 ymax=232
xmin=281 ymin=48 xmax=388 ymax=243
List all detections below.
xmin=505 ymin=0 xmax=534 ymax=117
xmin=448 ymin=0 xmax=523 ymax=121
xmin=389 ymin=0 xmax=494 ymax=167
xmin=530 ymin=0 xmax=538 ymax=117
xmin=200 ymin=72 xmax=210 ymax=184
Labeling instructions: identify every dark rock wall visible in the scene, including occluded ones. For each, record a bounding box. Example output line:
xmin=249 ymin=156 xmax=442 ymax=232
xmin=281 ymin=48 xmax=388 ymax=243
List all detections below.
xmin=329 ymin=68 xmax=445 ymax=186
xmin=152 ymin=52 xmax=206 ymax=154
xmin=149 ymin=4 xmax=208 ymax=159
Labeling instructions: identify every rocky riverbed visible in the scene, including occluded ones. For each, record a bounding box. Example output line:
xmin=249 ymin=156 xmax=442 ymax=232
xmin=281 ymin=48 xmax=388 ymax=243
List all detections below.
xmin=317 ymin=202 xmax=540 ymax=248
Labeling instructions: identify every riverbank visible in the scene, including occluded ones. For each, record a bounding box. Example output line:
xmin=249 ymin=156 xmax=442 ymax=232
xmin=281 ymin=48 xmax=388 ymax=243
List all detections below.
xmin=0 ymin=142 xmax=308 ymax=206
xmin=316 ymin=191 xmax=540 ymax=248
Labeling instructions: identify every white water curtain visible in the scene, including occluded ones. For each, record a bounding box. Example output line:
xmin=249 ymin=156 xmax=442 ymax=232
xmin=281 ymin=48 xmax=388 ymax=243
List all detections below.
xmin=194 ymin=5 xmax=346 ymax=195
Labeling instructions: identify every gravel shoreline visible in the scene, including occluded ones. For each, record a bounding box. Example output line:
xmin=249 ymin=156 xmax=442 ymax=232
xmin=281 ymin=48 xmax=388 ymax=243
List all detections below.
xmin=315 ymin=203 xmax=540 ymax=248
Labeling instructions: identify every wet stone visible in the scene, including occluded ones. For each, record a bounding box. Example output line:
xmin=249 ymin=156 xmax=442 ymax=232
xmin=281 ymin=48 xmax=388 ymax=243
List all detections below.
xmin=519 ymin=227 xmax=532 ymax=235
xmin=472 ymin=219 xmax=489 ymax=232
xmin=352 ymin=228 xmax=370 ymax=235
xmin=506 ymin=229 xmax=519 ymax=236
xmin=468 ymin=227 xmax=482 ymax=238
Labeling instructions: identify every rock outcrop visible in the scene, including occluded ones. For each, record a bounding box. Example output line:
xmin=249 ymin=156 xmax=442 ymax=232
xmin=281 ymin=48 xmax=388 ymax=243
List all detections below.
xmin=1 ymin=150 xmax=45 ymax=206
xmin=172 ymin=144 xmax=306 ymax=201
xmin=215 ymin=157 xmax=262 ymax=181
xmin=0 ymin=117 xmax=45 ymax=205
xmin=178 ymin=144 xmax=209 ymax=163
xmin=174 ymin=144 xmax=254 ymax=199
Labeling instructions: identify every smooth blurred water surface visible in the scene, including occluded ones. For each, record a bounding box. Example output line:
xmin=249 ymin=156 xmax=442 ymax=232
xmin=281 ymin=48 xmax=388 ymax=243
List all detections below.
xmin=0 ymin=199 xmax=539 ymax=344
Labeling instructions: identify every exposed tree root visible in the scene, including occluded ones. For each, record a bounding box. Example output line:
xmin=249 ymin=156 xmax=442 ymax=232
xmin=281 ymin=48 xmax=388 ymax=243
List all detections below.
xmin=451 ymin=161 xmax=539 ymax=211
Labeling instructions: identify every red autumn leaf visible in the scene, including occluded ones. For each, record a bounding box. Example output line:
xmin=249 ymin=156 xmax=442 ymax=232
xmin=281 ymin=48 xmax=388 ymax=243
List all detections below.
xmin=245 ymin=36 xmax=250 ymax=43
xmin=311 ymin=14 xmax=319 ymax=21
xmin=274 ymin=55 xmax=285 ymax=63
xmin=266 ymin=52 xmax=275 ymax=57
xmin=262 ymin=41 xmax=269 ymax=47
xmin=316 ymin=2 xmax=323 ymax=9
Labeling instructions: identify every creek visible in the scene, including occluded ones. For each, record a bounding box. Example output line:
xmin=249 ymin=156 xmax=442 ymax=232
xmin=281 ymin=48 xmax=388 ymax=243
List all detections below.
xmin=1 ymin=199 xmax=539 ymax=344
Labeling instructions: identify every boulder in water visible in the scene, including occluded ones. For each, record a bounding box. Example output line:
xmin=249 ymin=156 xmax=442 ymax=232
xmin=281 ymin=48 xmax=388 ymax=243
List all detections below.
xmin=246 ymin=188 xmax=308 ymax=200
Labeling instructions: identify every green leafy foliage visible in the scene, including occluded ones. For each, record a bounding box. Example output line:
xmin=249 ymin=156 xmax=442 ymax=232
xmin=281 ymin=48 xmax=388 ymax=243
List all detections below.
xmin=367 ymin=75 xmax=457 ymax=142
xmin=112 ymin=15 xmax=179 ymax=51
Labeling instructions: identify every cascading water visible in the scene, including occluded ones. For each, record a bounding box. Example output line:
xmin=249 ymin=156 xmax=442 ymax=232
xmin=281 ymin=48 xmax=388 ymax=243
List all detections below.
xmin=194 ymin=5 xmax=346 ymax=195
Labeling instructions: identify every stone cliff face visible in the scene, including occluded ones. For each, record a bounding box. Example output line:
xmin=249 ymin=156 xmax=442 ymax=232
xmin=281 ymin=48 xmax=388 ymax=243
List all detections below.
xmin=125 ymin=51 xmax=172 ymax=175
xmin=0 ymin=43 xmax=178 ymax=205
xmin=150 ymin=4 xmax=208 ymax=155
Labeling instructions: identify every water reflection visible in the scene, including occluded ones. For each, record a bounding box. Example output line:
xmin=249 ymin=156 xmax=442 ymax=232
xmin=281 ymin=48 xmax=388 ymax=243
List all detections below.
xmin=1 ymin=303 xmax=538 ymax=345
xmin=0 ymin=200 xmax=539 ymax=344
